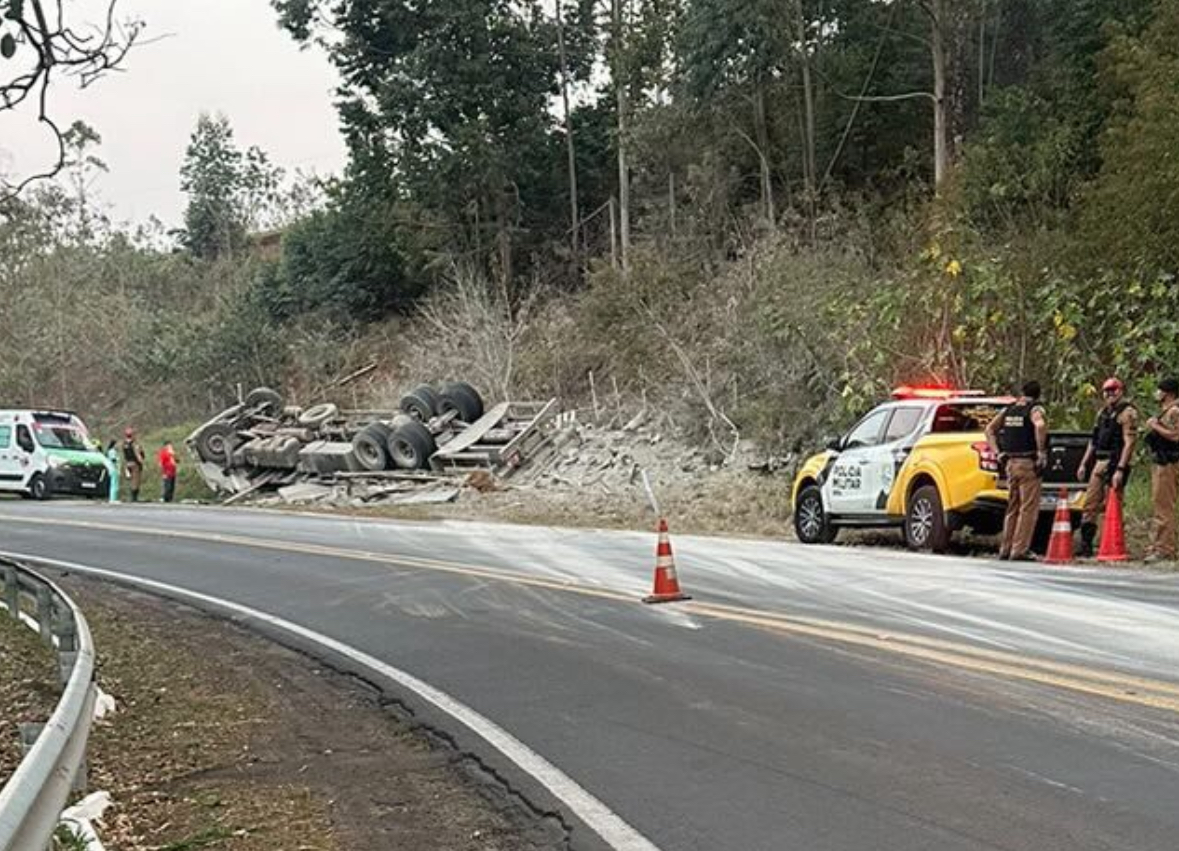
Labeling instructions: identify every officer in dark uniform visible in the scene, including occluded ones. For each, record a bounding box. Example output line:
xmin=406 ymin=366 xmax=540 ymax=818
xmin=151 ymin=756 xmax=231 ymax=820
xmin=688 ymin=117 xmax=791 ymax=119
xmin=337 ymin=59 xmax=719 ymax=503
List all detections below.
xmin=985 ymin=381 xmax=1048 ymax=561
xmin=1076 ymin=378 xmax=1138 ymax=557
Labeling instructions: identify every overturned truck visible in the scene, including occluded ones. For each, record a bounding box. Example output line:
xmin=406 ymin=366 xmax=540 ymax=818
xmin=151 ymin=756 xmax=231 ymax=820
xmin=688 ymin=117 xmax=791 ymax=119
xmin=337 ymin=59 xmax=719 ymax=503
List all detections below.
xmin=187 ymin=383 xmax=558 ymax=500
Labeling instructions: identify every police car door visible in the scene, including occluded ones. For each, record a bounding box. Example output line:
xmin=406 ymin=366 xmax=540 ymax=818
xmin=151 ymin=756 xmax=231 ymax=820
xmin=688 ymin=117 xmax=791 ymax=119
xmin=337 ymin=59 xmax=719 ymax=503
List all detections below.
xmin=824 ymin=408 xmax=891 ymax=515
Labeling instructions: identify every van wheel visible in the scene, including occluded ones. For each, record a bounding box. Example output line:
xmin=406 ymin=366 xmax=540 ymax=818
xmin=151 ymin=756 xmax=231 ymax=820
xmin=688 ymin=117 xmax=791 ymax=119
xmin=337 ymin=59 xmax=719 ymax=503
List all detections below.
xmin=28 ymin=474 xmax=49 ymax=501
xmin=794 ymin=485 xmax=837 ymax=544
xmin=906 ymin=485 xmax=950 ymax=552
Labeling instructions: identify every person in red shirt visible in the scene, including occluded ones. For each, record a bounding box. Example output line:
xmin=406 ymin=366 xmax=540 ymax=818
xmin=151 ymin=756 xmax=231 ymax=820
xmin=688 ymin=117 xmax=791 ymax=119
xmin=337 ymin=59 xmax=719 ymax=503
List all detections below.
xmin=158 ymin=441 xmax=178 ymax=503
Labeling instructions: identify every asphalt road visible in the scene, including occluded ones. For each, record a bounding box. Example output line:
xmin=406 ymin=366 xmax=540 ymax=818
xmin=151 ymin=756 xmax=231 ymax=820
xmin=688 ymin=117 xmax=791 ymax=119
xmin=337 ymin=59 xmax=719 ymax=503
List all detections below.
xmin=4 ymin=501 xmax=1179 ymax=851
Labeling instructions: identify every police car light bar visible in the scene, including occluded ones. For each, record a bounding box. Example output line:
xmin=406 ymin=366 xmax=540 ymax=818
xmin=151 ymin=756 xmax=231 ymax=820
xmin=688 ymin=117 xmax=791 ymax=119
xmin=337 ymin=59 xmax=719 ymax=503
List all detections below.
xmin=891 ymin=386 xmax=987 ymax=400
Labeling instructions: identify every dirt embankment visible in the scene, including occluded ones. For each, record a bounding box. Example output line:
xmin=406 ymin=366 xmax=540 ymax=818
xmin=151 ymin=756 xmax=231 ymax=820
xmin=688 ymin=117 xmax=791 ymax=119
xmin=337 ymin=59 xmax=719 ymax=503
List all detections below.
xmin=42 ymin=579 xmax=567 ymax=851
xmin=0 ymin=612 xmax=60 ymax=785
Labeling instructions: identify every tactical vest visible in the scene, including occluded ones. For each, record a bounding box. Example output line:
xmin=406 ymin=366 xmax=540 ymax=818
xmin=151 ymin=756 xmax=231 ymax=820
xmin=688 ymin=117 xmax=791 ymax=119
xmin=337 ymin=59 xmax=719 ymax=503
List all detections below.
xmin=1093 ymin=401 xmax=1131 ymax=460
xmin=1147 ymin=405 xmax=1179 ymax=465
xmin=997 ymin=401 xmax=1039 ymax=456
xmin=123 ymin=440 xmax=139 ymax=466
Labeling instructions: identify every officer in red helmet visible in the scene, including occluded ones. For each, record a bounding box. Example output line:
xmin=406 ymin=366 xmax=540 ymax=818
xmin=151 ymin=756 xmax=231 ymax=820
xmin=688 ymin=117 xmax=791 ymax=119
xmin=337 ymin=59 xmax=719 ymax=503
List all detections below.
xmin=1076 ymin=378 xmax=1138 ymax=556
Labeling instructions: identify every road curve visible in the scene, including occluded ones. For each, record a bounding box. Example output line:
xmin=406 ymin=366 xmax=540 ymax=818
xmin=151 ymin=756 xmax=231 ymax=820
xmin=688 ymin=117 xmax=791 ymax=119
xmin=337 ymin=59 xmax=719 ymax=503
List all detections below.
xmin=3 ymin=501 xmax=1179 ymax=851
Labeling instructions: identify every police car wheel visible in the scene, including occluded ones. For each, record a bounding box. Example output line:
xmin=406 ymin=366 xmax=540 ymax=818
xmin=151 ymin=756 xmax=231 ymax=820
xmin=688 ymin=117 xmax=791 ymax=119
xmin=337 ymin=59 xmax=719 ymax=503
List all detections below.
xmin=905 ymin=485 xmax=950 ymax=552
xmin=794 ymin=485 xmax=837 ymax=545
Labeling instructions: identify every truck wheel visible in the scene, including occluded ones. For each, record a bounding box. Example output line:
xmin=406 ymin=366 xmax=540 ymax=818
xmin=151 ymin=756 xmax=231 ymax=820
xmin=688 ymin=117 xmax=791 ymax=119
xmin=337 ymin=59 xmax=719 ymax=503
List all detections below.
xmin=399 ymin=389 xmax=437 ymax=422
xmin=442 ymin=382 xmax=484 ymax=420
xmin=438 ymin=383 xmax=483 ymax=422
xmin=794 ymin=485 xmax=837 ymax=544
xmin=245 ymin=386 xmax=283 ymax=414
xmin=298 ymin=403 xmax=338 ymax=429
xmin=352 ymin=424 xmax=393 ymax=471
xmin=389 ymin=421 xmax=438 ymax=470
xmin=28 ymin=473 xmax=49 ymax=501
xmin=906 ymin=485 xmax=951 ymax=553
xmin=195 ymin=423 xmax=237 ymax=464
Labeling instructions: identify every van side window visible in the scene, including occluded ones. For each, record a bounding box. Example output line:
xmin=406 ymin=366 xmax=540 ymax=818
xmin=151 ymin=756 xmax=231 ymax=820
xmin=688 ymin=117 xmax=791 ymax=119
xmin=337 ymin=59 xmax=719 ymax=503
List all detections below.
xmin=0 ymin=426 xmax=9 ymax=449
xmin=16 ymin=425 xmax=34 ymax=453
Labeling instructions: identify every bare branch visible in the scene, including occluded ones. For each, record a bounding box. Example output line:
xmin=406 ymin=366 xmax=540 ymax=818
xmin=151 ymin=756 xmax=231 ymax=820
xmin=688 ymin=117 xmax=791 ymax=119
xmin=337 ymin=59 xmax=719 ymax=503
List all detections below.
xmin=0 ymin=0 xmax=143 ymax=198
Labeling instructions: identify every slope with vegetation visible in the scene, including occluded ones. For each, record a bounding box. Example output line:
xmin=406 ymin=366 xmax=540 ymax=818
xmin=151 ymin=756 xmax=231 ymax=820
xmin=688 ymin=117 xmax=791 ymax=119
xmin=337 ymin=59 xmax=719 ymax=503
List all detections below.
xmin=3 ymin=0 xmax=1179 ymax=458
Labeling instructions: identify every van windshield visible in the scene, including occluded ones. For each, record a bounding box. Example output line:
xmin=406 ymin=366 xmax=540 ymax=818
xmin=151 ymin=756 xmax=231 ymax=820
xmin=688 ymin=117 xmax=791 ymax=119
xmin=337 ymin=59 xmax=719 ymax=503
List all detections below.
xmin=33 ymin=422 xmax=91 ymax=451
xmin=931 ymin=403 xmax=1006 ymax=433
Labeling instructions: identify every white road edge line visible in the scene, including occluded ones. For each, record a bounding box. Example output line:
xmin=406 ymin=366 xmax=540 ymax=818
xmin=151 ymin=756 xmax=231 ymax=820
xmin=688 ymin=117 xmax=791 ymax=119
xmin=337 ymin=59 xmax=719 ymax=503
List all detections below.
xmin=2 ymin=551 xmax=662 ymax=851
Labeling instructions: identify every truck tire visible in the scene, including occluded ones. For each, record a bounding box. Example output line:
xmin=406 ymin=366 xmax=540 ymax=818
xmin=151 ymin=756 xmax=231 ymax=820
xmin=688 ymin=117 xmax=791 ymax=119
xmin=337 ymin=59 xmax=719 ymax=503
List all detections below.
xmin=245 ymin=387 xmax=283 ymax=414
xmin=27 ymin=473 xmax=49 ymax=501
xmin=399 ymin=389 xmax=437 ymax=422
xmin=389 ymin=421 xmax=438 ymax=470
xmin=352 ymin=424 xmax=393 ymax=471
xmin=794 ymin=485 xmax=837 ymax=544
xmin=438 ymin=382 xmax=484 ymax=422
xmin=195 ymin=423 xmax=237 ymax=464
xmin=298 ymin=403 xmax=338 ymax=429
xmin=905 ymin=485 xmax=952 ymax=553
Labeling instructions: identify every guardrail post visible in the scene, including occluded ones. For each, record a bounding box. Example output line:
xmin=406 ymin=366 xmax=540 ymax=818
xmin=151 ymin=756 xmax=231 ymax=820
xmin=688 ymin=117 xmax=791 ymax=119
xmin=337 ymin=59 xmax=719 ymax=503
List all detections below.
xmin=34 ymin=585 xmax=53 ymax=647
xmin=1 ymin=566 xmax=17 ymax=619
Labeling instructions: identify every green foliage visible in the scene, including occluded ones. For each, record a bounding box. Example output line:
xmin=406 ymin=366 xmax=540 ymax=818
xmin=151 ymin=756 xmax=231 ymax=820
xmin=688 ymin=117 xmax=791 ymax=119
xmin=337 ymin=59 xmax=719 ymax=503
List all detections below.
xmin=260 ymin=192 xmax=418 ymax=323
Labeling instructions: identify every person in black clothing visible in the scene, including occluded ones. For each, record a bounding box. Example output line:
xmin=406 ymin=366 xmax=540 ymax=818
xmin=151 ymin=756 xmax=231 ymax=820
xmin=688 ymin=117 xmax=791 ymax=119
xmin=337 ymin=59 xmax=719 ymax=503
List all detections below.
xmin=986 ymin=381 xmax=1048 ymax=561
xmin=1076 ymin=378 xmax=1138 ymax=557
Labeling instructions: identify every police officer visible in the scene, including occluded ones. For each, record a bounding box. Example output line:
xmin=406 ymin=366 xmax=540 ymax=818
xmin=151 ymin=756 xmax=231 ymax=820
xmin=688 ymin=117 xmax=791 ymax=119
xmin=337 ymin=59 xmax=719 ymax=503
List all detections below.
xmin=1144 ymin=378 xmax=1179 ymax=563
xmin=1076 ymin=378 xmax=1138 ymax=557
xmin=985 ymin=381 xmax=1048 ymax=562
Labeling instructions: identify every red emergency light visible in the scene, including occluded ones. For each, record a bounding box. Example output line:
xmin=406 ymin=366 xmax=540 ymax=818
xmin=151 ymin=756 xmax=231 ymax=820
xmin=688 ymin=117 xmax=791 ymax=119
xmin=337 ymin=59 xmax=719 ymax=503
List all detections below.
xmin=891 ymin=385 xmax=986 ymax=401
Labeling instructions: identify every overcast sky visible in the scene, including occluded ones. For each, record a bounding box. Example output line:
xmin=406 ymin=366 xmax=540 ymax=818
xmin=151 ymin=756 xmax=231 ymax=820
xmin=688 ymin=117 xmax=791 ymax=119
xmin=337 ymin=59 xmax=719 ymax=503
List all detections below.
xmin=0 ymin=1 xmax=347 ymax=226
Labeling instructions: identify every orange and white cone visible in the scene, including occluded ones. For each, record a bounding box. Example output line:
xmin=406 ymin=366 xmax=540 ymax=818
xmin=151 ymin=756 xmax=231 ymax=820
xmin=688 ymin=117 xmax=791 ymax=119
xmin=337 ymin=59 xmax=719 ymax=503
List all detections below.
xmin=643 ymin=518 xmax=691 ymax=604
xmin=1097 ymin=487 xmax=1129 ymax=563
xmin=1043 ymin=488 xmax=1074 ymax=565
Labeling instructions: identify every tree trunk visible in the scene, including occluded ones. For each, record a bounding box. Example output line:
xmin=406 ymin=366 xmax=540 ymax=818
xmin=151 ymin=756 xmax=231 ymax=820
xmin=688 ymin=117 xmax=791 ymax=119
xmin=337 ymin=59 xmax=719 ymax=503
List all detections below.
xmin=612 ymin=0 xmax=631 ymax=274
xmin=753 ymin=84 xmax=776 ymax=225
xmin=928 ymin=0 xmax=973 ymax=191
xmin=556 ymin=0 xmax=580 ymax=261
xmin=931 ymin=0 xmax=950 ymax=190
xmin=794 ymin=0 xmax=817 ymax=228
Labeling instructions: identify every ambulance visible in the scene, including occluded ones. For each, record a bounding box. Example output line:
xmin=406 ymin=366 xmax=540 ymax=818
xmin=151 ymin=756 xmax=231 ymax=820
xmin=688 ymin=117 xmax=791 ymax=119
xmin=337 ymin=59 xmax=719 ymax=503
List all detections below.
xmin=0 ymin=410 xmax=110 ymax=500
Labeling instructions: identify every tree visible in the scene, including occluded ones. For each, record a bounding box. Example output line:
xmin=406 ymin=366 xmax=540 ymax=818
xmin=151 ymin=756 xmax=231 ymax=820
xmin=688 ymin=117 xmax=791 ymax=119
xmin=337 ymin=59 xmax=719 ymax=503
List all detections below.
xmin=0 ymin=0 xmax=142 ymax=194
xmin=275 ymin=0 xmax=590 ymax=290
xmin=179 ymin=113 xmax=283 ymax=260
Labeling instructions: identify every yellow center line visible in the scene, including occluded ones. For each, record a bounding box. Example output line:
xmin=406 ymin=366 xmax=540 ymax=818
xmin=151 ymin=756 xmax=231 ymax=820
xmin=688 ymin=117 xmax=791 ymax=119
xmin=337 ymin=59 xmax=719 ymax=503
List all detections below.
xmin=5 ymin=512 xmax=1179 ymax=713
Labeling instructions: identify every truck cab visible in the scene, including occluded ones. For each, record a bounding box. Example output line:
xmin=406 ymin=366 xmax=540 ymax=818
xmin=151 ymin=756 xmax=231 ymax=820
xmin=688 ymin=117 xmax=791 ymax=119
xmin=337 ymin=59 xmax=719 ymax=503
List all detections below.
xmin=0 ymin=410 xmax=110 ymax=500
xmin=792 ymin=388 xmax=1087 ymax=552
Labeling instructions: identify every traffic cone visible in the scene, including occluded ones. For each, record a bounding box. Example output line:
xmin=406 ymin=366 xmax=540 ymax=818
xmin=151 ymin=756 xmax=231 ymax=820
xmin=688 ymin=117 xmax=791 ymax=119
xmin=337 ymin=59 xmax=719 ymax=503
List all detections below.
xmin=643 ymin=518 xmax=691 ymax=604
xmin=1044 ymin=488 xmax=1074 ymax=565
xmin=1097 ymin=487 xmax=1129 ymax=563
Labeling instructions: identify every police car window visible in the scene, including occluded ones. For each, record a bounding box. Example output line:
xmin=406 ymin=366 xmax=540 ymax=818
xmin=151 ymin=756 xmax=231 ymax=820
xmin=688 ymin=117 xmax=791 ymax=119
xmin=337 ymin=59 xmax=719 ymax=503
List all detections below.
xmin=931 ymin=403 xmax=1005 ymax=433
xmin=0 ymin=426 xmax=9 ymax=449
xmin=884 ymin=407 xmax=924 ymax=443
xmin=844 ymin=410 xmax=889 ymax=449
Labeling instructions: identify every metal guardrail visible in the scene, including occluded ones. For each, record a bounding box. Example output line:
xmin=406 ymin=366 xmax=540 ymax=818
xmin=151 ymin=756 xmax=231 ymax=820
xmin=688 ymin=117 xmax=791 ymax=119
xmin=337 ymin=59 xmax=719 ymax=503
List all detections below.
xmin=0 ymin=558 xmax=96 ymax=851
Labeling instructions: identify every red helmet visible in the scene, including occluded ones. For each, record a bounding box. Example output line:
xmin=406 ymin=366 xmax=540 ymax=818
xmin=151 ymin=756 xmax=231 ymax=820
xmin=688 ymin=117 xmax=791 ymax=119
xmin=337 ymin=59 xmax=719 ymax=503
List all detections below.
xmin=1101 ymin=377 xmax=1124 ymax=393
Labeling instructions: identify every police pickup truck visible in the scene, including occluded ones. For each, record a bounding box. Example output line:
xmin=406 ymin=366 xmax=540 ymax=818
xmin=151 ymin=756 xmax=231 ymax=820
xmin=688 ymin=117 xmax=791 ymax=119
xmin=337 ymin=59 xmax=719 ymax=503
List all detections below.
xmin=791 ymin=388 xmax=1088 ymax=552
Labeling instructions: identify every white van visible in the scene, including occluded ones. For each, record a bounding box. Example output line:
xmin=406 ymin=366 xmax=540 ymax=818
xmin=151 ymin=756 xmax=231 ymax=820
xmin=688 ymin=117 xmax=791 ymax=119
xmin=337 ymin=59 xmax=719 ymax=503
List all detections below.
xmin=0 ymin=410 xmax=110 ymax=500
